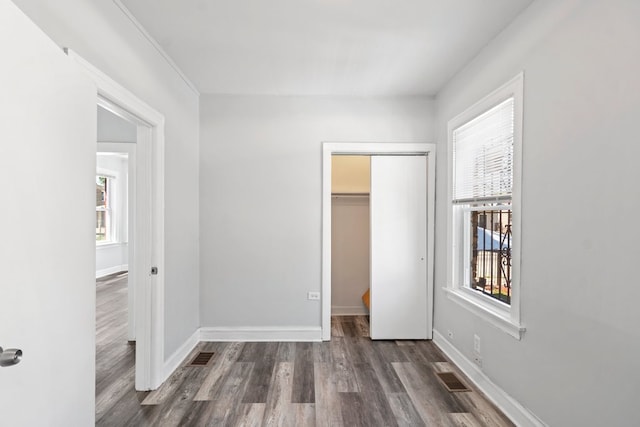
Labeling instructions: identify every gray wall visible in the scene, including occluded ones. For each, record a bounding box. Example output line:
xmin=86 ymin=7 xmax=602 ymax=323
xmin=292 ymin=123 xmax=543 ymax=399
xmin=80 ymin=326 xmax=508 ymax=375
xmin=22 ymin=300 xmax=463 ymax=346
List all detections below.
xmin=13 ymin=0 xmax=201 ymax=359
xmin=331 ymin=195 xmax=370 ymax=315
xmin=97 ymin=106 xmax=136 ymax=143
xmin=200 ymin=95 xmax=435 ymax=328
xmin=433 ymin=1 xmax=640 ymax=425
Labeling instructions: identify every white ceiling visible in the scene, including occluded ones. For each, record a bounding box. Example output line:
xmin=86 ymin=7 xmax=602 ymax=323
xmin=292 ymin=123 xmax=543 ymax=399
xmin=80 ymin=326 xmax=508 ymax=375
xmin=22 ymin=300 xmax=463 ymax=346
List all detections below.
xmin=120 ymin=0 xmax=533 ymax=96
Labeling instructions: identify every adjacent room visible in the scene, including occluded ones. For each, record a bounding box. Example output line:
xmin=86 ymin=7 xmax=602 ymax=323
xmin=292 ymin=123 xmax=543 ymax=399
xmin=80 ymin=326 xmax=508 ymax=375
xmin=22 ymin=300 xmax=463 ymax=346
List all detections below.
xmin=95 ymin=106 xmax=138 ymax=420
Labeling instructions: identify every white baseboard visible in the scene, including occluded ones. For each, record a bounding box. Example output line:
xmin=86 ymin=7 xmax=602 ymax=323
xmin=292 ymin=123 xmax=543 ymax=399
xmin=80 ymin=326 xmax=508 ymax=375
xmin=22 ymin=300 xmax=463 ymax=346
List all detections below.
xmin=162 ymin=328 xmax=200 ymax=381
xmin=432 ymin=330 xmax=547 ymax=427
xmin=332 ymin=305 xmax=368 ymax=316
xmin=200 ymin=326 xmax=322 ymax=342
xmin=96 ymin=264 xmax=128 ymax=278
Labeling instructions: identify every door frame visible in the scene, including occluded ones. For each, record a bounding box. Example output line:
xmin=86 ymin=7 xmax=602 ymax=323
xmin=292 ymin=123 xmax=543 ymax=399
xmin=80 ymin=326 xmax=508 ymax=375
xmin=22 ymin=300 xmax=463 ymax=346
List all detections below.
xmin=321 ymin=142 xmax=436 ymax=341
xmin=68 ymin=50 xmax=166 ymax=390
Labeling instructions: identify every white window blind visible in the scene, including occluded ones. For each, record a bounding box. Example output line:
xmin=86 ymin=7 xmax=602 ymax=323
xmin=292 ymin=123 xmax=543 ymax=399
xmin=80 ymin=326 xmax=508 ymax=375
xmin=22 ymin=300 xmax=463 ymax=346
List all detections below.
xmin=453 ymin=97 xmax=514 ymax=203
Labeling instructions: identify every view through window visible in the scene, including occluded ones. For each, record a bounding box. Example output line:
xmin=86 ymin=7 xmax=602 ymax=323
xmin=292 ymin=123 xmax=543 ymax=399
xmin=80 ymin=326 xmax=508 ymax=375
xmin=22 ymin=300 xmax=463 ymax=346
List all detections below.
xmin=96 ymin=176 xmax=111 ymax=242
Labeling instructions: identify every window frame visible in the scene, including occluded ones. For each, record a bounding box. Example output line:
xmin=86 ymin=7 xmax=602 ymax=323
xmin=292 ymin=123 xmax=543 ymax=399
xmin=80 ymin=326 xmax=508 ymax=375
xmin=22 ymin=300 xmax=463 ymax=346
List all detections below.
xmin=96 ymin=171 xmax=116 ymax=245
xmin=445 ymin=73 xmax=525 ymax=339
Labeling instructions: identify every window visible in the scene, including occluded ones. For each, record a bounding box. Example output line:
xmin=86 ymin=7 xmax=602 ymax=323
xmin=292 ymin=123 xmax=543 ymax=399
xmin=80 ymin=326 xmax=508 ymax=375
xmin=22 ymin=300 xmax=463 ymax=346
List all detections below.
xmin=96 ymin=175 xmax=113 ymax=242
xmin=446 ymin=73 xmax=525 ymax=339
xmin=454 ymin=98 xmax=514 ymax=304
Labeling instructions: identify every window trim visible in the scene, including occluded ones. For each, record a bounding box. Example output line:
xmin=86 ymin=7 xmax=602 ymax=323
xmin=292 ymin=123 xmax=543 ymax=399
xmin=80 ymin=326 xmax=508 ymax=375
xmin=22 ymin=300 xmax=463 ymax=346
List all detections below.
xmin=96 ymin=170 xmax=117 ymax=245
xmin=445 ymin=72 xmax=525 ymax=339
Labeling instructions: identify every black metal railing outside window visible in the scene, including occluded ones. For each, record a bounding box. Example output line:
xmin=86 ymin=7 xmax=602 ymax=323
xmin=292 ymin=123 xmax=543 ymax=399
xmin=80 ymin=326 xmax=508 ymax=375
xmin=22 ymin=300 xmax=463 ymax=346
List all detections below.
xmin=469 ymin=208 xmax=512 ymax=304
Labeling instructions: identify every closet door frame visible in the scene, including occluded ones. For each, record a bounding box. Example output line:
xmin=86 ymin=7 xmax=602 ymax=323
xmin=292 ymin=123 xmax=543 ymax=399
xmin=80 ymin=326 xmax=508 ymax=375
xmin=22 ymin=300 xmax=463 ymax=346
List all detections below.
xmin=321 ymin=142 xmax=436 ymax=341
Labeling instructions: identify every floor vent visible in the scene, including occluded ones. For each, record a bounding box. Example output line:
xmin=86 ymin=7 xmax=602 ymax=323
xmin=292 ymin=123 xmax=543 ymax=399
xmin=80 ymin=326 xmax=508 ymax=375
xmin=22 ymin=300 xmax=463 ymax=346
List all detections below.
xmin=189 ymin=352 xmax=215 ymax=366
xmin=435 ymin=372 xmax=471 ymax=392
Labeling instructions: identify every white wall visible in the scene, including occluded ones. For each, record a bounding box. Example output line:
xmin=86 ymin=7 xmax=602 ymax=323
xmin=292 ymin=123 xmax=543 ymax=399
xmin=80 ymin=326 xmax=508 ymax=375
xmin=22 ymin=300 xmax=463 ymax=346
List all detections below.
xmin=95 ymin=242 xmax=128 ymax=277
xmin=97 ymin=105 xmax=136 ymax=142
xmin=433 ymin=1 xmax=640 ymax=425
xmin=12 ymin=0 xmax=201 ymax=359
xmin=200 ymin=95 xmax=434 ymax=328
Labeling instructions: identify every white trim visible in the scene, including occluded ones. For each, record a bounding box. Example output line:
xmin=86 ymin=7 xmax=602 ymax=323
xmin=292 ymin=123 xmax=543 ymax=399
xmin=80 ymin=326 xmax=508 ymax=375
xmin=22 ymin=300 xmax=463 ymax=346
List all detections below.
xmin=97 ymin=142 xmax=136 ymax=151
xmin=111 ymin=0 xmax=200 ymax=96
xmin=446 ymin=73 xmax=524 ymax=336
xmin=95 ymin=242 xmax=123 ymax=248
xmin=95 ymin=164 xmax=123 ymax=244
xmin=160 ymin=326 xmax=321 ymax=380
xmin=135 ymin=118 xmax=166 ymax=391
xmin=331 ymin=306 xmax=369 ymax=316
xmin=443 ymin=288 xmax=525 ymax=339
xmin=96 ymin=264 xmax=128 ymax=279
xmin=163 ymin=329 xmax=200 ymax=380
xmin=322 ymin=142 xmax=436 ymax=341
xmin=96 ymin=168 xmax=117 ymax=179
xmin=67 ymin=49 xmax=166 ymax=391
xmin=200 ymin=327 xmax=322 ymax=342
xmin=433 ymin=330 xmax=547 ymax=427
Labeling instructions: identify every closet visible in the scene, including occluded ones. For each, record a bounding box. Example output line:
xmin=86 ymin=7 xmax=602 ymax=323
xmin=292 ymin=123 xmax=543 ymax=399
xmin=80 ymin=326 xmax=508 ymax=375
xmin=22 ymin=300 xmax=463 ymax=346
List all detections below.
xmin=331 ymin=155 xmax=428 ymax=340
xmin=331 ymin=156 xmax=371 ymax=316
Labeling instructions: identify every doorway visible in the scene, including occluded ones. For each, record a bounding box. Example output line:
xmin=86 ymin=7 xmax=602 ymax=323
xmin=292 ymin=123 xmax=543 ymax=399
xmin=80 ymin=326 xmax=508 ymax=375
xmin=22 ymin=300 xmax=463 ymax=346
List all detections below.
xmin=96 ymin=106 xmax=137 ymax=340
xmin=95 ymin=106 xmax=137 ymax=419
xmin=331 ymin=155 xmax=371 ymax=317
xmin=322 ymin=143 xmax=436 ymax=341
xmin=68 ymin=49 xmax=166 ymax=391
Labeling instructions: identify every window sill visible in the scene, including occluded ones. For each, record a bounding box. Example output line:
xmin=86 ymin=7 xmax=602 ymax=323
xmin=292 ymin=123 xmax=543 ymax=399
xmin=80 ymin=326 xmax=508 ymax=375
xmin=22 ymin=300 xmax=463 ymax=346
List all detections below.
xmin=96 ymin=241 xmax=124 ymax=248
xmin=443 ymin=287 xmax=525 ymax=340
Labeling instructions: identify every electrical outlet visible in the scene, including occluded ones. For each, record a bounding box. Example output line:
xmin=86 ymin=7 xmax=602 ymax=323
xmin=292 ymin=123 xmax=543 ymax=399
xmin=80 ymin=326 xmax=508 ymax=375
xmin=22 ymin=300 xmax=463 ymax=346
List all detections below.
xmin=473 ymin=334 xmax=481 ymax=354
xmin=447 ymin=330 xmax=454 ymax=339
xmin=307 ymin=291 xmax=320 ymax=300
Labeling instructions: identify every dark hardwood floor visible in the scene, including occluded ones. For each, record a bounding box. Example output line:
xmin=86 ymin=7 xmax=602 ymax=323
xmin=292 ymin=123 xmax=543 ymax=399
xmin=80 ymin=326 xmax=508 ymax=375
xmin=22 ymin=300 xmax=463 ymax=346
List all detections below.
xmin=96 ymin=272 xmax=144 ymax=425
xmin=96 ymin=279 xmax=513 ymax=426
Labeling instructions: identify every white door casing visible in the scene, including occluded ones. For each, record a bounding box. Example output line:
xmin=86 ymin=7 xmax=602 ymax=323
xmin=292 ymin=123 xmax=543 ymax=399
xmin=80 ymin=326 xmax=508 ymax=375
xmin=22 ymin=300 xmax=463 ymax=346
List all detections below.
xmin=369 ymin=156 xmax=428 ymax=339
xmin=0 ymin=1 xmax=97 ymax=424
xmin=67 ymin=54 xmax=167 ymax=391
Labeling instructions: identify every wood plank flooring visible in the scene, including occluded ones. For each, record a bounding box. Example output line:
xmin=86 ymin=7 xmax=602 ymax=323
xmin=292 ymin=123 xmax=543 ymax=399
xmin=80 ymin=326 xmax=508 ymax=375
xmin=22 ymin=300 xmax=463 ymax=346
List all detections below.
xmin=96 ymin=279 xmax=513 ymax=426
xmin=96 ymin=272 xmax=149 ymax=425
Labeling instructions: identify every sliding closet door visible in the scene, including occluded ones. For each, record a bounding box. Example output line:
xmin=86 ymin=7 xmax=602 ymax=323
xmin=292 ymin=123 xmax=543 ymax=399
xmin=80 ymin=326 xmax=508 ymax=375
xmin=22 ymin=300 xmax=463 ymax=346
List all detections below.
xmin=370 ymin=156 xmax=427 ymax=339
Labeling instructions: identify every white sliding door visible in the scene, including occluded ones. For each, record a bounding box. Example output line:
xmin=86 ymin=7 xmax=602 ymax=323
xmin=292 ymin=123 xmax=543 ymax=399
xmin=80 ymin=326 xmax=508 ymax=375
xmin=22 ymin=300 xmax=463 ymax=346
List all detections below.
xmin=370 ymin=156 xmax=427 ymax=339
